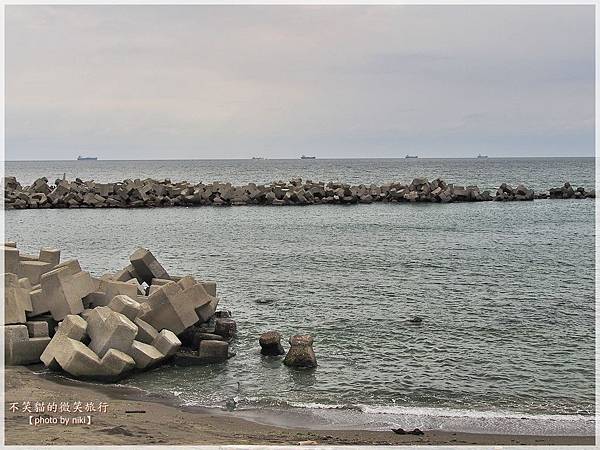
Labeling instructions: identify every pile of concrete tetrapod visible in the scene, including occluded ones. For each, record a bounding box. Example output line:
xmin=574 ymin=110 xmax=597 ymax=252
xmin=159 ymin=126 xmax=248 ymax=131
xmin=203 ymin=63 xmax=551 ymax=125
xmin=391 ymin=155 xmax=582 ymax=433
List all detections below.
xmin=3 ymin=175 xmax=595 ymax=209
xmin=4 ymin=243 xmax=236 ymax=381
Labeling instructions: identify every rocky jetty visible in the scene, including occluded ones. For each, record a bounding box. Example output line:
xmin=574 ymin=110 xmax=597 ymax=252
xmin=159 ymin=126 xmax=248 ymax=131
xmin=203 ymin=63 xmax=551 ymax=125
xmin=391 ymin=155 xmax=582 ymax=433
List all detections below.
xmin=3 ymin=176 xmax=595 ymax=209
xmin=546 ymin=182 xmax=595 ymax=200
xmin=3 ymin=244 xmax=236 ymax=381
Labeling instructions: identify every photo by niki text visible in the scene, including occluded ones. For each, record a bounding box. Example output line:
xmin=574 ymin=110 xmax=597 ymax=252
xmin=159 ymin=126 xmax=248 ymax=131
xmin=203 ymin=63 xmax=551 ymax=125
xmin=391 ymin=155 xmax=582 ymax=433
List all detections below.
xmin=7 ymin=401 xmax=110 ymax=426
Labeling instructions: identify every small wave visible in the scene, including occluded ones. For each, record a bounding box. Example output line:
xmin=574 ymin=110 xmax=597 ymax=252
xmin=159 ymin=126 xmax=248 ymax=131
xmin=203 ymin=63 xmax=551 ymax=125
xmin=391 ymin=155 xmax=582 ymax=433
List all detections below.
xmin=357 ymin=405 xmax=594 ymax=422
xmin=256 ymin=402 xmax=594 ymax=435
xmin=287 ymin=401 xmax=362 ymax=411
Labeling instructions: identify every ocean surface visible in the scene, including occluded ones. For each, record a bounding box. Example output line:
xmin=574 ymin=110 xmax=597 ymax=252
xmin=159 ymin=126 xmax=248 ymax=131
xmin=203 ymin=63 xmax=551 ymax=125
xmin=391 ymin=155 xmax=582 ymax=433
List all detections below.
xmin=4 ymin=158 xmax=596 ymax=435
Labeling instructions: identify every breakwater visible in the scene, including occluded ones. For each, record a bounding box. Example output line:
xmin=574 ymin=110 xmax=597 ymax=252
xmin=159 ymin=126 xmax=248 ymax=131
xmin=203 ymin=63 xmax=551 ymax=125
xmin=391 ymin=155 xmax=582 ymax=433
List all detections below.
xmin=3 ymin=176 xmax=594 ymax=209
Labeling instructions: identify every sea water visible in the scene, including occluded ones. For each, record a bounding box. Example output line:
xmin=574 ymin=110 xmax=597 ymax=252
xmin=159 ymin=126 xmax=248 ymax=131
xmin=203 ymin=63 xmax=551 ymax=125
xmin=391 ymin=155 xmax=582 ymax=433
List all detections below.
xmin=5 ymin=158 xmax=595 ymax=435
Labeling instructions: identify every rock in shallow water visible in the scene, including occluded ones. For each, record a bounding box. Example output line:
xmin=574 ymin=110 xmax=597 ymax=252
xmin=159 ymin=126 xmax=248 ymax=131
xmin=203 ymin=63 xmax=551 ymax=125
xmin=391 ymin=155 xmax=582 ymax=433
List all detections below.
xmin=259 ymin=331 xmax=285 ymax=356
xmin=283 ymin=334 xmax=317 ymax=368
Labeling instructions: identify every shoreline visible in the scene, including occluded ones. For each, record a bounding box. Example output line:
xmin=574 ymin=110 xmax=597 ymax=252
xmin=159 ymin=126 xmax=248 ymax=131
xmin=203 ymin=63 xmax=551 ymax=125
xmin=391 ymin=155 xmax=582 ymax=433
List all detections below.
xmin=4 ymin=366 xmax=595 ymax=446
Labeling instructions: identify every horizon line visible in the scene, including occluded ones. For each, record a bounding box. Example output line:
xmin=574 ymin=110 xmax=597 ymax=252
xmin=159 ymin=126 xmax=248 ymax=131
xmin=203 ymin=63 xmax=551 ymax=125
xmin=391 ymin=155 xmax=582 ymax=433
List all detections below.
xmin=3 ymin=156 xmax=596 ymax=163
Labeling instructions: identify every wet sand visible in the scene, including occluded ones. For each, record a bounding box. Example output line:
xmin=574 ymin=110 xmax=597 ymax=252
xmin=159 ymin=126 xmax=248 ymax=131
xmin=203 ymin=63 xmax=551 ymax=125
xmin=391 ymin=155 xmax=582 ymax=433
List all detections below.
xmin=4 ymin=366 xmax=595 ymax=446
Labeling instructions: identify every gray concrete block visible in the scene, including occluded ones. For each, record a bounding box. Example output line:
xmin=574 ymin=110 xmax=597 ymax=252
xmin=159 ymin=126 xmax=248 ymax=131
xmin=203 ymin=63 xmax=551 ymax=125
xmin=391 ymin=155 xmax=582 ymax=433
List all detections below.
xmin=134 ymin=317 xmax=158 ymax=345
xmin=141 ymin=282 xmax=210 ymax=334
xmin=107 ymin=294 xmax=141 ymax=321
xmin=130 ymin=248 xmax=170 ymax=284
xmin=26 ymin=320 xmax=49 ymax=337
xmin=128 ymin=340 xmax=164 ymax=369
xmin=27 ymin=315 xmax=58 ymax=337
xmin=5 ymin=273 xmax=28 ymax=324
xmin=40 ymin=267 xmax=86 ymax=321
xmin=4 ymin=246 xmax=20 ymax=275
xmin=152 ymin=329 xmax=181 ymax=357
xmin=28 ymin=288 xmax=49 ymax=317
xmin=196 ymin=296 xmax=219 ymax=323
xmin=94 ymin=279 xmax=139 ymax=306
xmin=199 ymin=281 xmax=217 ymax=297
xmin=20 ymin=260 xmax=54 ymax=285
xmin=100 ymin=348 xmax=135 ymax=376
xmin=5 ymin=323 xmax=51 ymax=365
xmin=56 ymin=314 xmax=87 ymax=341
xmin=198 ymin=340 xmax=229 ymax=363
xmin=39 ymin=247 xmax=60 ymax=266
xmin=41 ymin=334 xmax=103 ymax=375
xmin=87 ymin=306 xmax=137 ymax=358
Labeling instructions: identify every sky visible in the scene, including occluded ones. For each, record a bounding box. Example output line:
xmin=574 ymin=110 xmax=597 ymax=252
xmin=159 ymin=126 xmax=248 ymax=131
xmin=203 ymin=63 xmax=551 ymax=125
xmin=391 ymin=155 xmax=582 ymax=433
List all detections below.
xmin=5 ymin=5 xmax=595 ymax=160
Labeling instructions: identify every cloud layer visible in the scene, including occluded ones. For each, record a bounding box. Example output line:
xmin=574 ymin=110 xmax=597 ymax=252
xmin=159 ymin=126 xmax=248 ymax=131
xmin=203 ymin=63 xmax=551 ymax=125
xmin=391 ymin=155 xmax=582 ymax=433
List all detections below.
xmin=6 ymin=5 xmax=595 ymax=160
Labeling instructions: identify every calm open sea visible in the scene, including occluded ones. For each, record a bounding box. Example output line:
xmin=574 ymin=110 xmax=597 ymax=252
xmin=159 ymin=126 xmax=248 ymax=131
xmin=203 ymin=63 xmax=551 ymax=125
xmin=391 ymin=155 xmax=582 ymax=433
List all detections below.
xmin=4 ymin=158 xmax=596 ymax=435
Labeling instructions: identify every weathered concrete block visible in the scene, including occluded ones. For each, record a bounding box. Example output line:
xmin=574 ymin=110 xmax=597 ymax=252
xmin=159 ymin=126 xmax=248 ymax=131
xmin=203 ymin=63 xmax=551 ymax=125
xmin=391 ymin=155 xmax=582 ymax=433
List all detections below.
xmin=134 ymin=317 xmax=159 ymax=344
xmin=41 ymin=314 xmax=135 ymax=379
xmin=180 ymin=329 xmax=225 ymax=349
xmin=40 ymin=266 xmax=88 ymax=321
xmin=52 ymin=259 xmax=82 ymax=274
xmin=41 ymin=334 xmax=103 ymax=375
xmin=113 ymin=265 xmax=134 ymax=282
xmin=283 ymin=335 xmax=317 ymax=368
xmin=5 ymin=325 xmax=51 ymax=365
xmin=4 ymin=246 xmax=20 ymax=275
xmin=87 ymin=307 xmax=138 ymax=358
xmin=130 ymin=248 xmax=170 ymax=284
xmin=26 ymin=320 xmax=49 ymax=337
xmin=141 ymin=282 xmax=210 ymax=334
xmin=27 ymin=315 xmax=58 ymax=337
xmin=70 ymin=271 xmax=95 ymax=299
xmin=39 ymin=247 xmax=61 ymax=266
xmin=199 ymin=281 xmax=217 ymax=297
xmin=107 ymin=294 xmax=141 ymax=321
xmin=147 ymin=285 xmax=162 ymax=296
xmin=5 ymin=273 xmax=28 ymax=324
xmin=20 ymin=260 xmax=54 ymax=285
xmin=28 ymin=288 xmax=50 ymax=317
xmin=128 ymin=340 xmax=164 ymax=369
xmin=13 ymin=277 xmax=33 ymax=313
xmin=151 ymin=278 xmax=173 ymax=287
xmin=100 ymin=349 xmax=136 ymax=376
xmin=259 ymin=331 xmax=285 ymax=356
xmin=5 ymin=324 xmax=28 ymax=341
xmin=82 ymin=291 xmax=106 ymax=309
xmin=174 ymin=276 xmax=192 ymax=290
xmin=91 ymin=279 xmax=139 ymax=307
xmin=214 ymin=318 xmax=237 ymax=340
xmin=197 ymin=340 xmax=229 ymax=363
xmin=152 ymin=329 xmax=181 ymax=357
xmin=57 ymin=314 xmax=88 ymax=341
xmin=195 ymin=296 xmax=219 ymax=323
xmin=126 ymin=279 xmax=146 ymax=295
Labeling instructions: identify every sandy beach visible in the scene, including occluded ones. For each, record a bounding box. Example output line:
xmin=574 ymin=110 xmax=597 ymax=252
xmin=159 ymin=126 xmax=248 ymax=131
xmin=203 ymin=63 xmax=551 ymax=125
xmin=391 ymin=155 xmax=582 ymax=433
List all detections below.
xmin=3 ymin=366 xmax=594 ymax=446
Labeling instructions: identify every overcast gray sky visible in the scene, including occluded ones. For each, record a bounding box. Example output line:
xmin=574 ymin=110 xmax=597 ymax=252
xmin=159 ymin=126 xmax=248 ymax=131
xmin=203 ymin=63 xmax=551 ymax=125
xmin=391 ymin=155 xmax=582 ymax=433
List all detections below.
xmin=5 ymin=5 xmax=595 ymax=160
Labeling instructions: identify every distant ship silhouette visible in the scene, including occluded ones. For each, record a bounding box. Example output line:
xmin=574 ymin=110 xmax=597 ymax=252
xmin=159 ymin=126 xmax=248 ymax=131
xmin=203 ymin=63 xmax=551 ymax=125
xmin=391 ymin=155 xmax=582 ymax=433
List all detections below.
xmin=477 ymin=154 xmax=488 ymax=159
xmin=300 ymin=155 xmax=316 ymax=159
xmin=405 ymin=155 xmax=418 ymax=159
xmin=77 ymin=155 xmax=98 ymax=160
